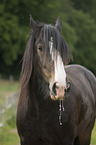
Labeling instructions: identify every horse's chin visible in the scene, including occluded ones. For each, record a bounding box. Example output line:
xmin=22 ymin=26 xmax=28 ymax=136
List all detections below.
xmin=50 ymin=95 xmax=64 ymax=101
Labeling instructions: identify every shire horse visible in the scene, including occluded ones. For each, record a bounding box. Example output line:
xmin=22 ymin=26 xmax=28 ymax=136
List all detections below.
xmin=16 ymin=15 xmax=96 ymax=145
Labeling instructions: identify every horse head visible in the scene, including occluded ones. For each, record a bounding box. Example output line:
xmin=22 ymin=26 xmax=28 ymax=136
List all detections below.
xmin=21 ymin=15 xmax=71 ymax=100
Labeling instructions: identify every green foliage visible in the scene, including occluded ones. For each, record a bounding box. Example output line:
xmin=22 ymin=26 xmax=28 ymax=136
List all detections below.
xmin=0 ymin=0 xmax=96 ymax=75
xmin=0 ymin=1 xmax=26 ymax=67
xmin=68 ymin=9 xmax=96 ymax=74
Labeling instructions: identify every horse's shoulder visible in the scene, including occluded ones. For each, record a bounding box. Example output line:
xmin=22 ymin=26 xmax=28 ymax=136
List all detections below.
xmin=65 ymin=64 xmax=96 ymax=105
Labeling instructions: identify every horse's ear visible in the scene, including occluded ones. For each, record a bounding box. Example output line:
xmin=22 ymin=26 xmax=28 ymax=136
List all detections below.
xmin=30 ymin=15 xmax=40 ymax=37
xmin=55 ymin=17 xmax=62 ymax=33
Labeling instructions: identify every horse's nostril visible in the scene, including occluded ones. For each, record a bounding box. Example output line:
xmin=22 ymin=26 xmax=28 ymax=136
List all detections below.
xmin=52 ymin=82 xmax=57 ymax=95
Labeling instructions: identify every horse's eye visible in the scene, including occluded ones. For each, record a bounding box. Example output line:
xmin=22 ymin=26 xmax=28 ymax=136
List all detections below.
xmin=38 ymin=47 xmax=42 ymax=51
xmin=37 ymin=46 xmax=42 ymax=51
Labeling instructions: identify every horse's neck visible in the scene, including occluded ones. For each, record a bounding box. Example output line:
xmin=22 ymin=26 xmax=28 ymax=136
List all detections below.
xmin=27 ymin=71 xmax=50 ymax=117
xmin=29 ymin=70 xmax=49 ymax=102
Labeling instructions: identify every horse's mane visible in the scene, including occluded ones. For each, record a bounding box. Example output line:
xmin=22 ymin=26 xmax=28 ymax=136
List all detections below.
xmin=20 ymin=23 xmax=71 ymax=88
xmin=20 ymin=33 xmax=35 ymax=88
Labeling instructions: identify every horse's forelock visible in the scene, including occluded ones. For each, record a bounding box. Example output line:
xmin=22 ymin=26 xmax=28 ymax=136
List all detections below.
xmin=39 ymin=24 xmax=71 ymax=65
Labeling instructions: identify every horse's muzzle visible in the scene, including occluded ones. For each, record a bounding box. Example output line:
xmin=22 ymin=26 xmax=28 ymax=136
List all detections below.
xmin=50 ymin=82 xmax=71 ymax=100
xmin=50 ymin=82 xmax=65 ymax=100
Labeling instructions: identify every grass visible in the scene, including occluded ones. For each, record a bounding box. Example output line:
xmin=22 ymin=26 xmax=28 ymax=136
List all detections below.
xmin=0 ymin=79 xmax=19 ymax=106
xmin=0 ymin=79 xmax=19 ymax=145
xmin=0 ymin=116 xmax=19 ymax=145
xmin=0 ymin=79 xmax=96 ymax=145
xmin=91 ymin=122 xmax=96 ymax=145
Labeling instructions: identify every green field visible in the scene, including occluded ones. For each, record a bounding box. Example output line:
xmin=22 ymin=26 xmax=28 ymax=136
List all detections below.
xmin=0 ymin=79 xmax=19 ymax=145
xmin=0 ymin=79 xmax=96 ymax=145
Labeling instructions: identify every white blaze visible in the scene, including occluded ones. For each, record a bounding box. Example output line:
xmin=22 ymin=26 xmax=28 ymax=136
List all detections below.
xmin=49 ymin=37 xmax=66 ymax=88
xmin=54 ymin=54 xmax=66 ymax=86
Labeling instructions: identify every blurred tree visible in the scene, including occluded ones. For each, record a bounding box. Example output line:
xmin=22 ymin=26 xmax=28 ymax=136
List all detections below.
xmin=72 ymin=0 xmax=96 ymax=20
xmin=68 ymin=5 xmax=96 ymax=74
xmin=0 ymin=1 xmax=26 ymax=75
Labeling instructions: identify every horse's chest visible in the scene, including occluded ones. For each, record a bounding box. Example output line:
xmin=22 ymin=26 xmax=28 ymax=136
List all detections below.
xmin=28 ymin=101 xmax=74 ymax=140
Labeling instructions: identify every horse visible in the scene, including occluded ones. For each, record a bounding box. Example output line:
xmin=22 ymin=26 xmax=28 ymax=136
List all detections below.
xmin=16 ymin=15 xmax=96 ymax=145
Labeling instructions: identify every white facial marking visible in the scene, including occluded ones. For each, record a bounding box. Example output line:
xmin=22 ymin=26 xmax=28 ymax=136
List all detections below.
xmin=49 ymin=37 xmax=66 ymax=89
xmin=54 ymin=53 xmax=66 ymax=86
